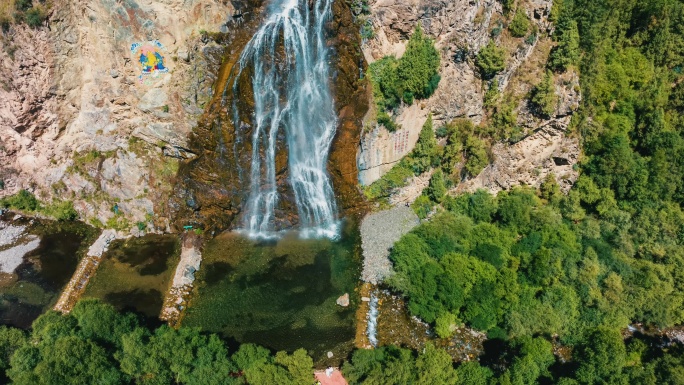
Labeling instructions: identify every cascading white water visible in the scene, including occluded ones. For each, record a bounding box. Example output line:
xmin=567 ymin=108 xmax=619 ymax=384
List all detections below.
xmin=232 ymin=0 xmax=339 ymax=239
xmin=367 ymin=291 xmax=379 ymax=347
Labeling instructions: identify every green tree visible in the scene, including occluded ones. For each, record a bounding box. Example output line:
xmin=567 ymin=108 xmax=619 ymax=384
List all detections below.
xmin=9 ymin=336 xmax=124 ymax=385
xmin=0 ymin=326 xmax=27 ymax=375
xmin=427 ymin=169 xmax=447 ymax=203
xmin=368 ymin=56 xmax=401 ymax=110
xmin=397 ymin=25 xmax=441 ymax=100
xmin=412 ymin=195 xmax=433 ymax=219
xmin=509 ymin=8 xmax=530 ymax=38
xmin=463 ymin=136 xmax=489 ymax=177
xmin=476 ymin=41 xmax=506 ymax=79
xmin=411 ymin=115 xmax=439 ymax=174
xmin=530 ymin=71 xmax=558 ymax=117
xmin=574 ymin=328 xmax=627 ymax=384
xmin=416 ymin=343 xmax=458 ymax=384
xmin=549 ymin=20 xmax=580 ymax=71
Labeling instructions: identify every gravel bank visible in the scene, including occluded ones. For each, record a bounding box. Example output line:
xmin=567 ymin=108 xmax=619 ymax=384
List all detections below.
xmin=0 ymin=223 xmax=27 ymax=248
xmin=0 ymin=237 xmax=40 ymax=274
xmin=360 ymin=206 xmax=420 ymax=284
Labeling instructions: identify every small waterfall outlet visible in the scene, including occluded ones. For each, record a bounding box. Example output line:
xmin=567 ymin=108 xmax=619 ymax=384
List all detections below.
xmin=232 ymin=0 xmax=339 ymax=239
xmin=367 ymin=291 xmax=379 ymax=347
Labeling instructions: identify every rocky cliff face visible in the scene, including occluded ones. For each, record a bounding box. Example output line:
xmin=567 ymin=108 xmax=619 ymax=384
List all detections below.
xmin=0 ymin=0 xmax=235 ymax=231
xmin=357 ymin=0 xmax=580 ymax=195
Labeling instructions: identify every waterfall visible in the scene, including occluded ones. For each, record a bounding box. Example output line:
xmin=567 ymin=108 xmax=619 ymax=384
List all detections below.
xmin=367 ymin=292 xmax=379 ymax=347
xmin=232 ymin=0 xmax=339 ymax=239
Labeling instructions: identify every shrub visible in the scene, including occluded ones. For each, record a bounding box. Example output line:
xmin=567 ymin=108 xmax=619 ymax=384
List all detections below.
xmin=377 ymin=111 xmax=398 ymax=131
xmin=412 ymin=195 xmax=433 ymax=219
xmin=24 ymin=6 xmax=45 ymax=28
xmin=44 ymin=200 xmax=78 ymax=221
xmin=498 ymin=0 xmax=514 ymax=15
xmin=1 ymin=190 xmax=38 ymax=211
xmin=476 ymin=41 xmax=506 ymax=79
xmin=435 ymin=312 xmax=458 ymax=338
xmin=483 ymin=79 xmax=500 ymax=108
xmin=531 ymin=71 xmax=558 ymax=117
xmin=509 ymin=8 xmax=530 ymax=38
xmin=364 ymin=160 xmax=414 ymax=200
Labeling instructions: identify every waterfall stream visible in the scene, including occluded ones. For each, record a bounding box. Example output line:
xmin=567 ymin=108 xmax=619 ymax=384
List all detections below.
xmin=367 ymin=291 xmax=379 ymax=347
xmin=232 ymin=0 xmax=339 ymax=239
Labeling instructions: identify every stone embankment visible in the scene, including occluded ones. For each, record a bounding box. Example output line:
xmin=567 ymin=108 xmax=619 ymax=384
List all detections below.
xmin=160 ymin=233 xmax=202 ymax=326
xmin=54 ymin=229 xmax=119 ymax=313
xmin=360 ymin=206 xmax=420 ymax=284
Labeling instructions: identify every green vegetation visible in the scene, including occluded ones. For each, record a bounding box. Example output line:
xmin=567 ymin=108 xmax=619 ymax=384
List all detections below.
xmin=3 ymin=300 xmax=682 ymax=384
xmin=530 ymin=70 xmax=558 ymax=117
xmin=548 ymin=20 xmax=580 ymax=71
xmin=475 ymin=41 xmax=506 ymax=79
xmin=426 ymin=169 xmax=447 ymax=203
xmin=41 ymin=200 xmax=78 ymax=221
xmin=0 ymin=190 xmax=38 ymax=211
xmin=364 ymin=116 xmax=439 ymax=200
xmin=364 ymin=116 xmax=497 ymax=201
xmin=350 ymin=0 xmax=373 ymax=39
xmin=0 ymin=190 xmax=78 ymax=221
xmin=0 ymin=299 xmax=318 ymax=385
xmin=508 ymin=8 xmax=530 ymax=38
xmin=362 ymin=0 xmax=684 ymax=382
xmin=498 ymin=0 xmax=515 ymax=15
xmin=0 ymin=0 xmax=48 ymax=31
xmin=368 ymin=25 xmax=440 ymax=130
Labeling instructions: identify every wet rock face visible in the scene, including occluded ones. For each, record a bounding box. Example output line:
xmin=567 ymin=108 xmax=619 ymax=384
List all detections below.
xmin=329 ymin=0 xmax=370 ymax=220
xmin=172 ymin=0 xmax=368 ymax=232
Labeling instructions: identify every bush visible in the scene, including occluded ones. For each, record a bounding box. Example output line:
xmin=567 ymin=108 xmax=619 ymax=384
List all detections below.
xmin=498 ymin=0 xmax=514 ymax=15
xmin=377 ymin=111 xmax=398 ymax=131
xmin=530 ymin=71 xmax=558 ymax=117
xmin=435 ymin=312 xmax=458 ymax=338
xmin=412 ymin=195 xmax=433 ymax=219
xmin=1 ymin=190 xmax=38 ymax=211
xmin=509 ymin=8 xmax=530 ymax=38
xmin=24 ymin=6 xmax=45 ymax=28
xmin=364 ymin=160 xmax=414 ymax=200
xmin=476 ymin=41 xmax=506 ymax=79
xmin=44 ymin=201 xmax=78 ymax=221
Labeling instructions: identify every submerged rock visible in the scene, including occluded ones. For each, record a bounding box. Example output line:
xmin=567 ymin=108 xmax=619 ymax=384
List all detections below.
xmin=336 ymin=293 xmax=350 ymax=307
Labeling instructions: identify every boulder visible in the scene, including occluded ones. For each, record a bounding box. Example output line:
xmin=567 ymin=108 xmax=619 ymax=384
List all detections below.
xmin=336 ymin=293 xmax=350 ymax=307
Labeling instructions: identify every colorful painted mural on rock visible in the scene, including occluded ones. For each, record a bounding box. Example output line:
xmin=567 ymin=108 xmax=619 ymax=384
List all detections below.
xmin=131 ymin=40 xmax=169 ymax=84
